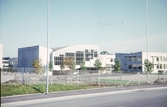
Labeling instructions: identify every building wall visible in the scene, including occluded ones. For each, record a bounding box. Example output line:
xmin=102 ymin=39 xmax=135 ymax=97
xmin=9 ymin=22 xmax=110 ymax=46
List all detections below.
xmin=18 ymin=45 xmax=53 ymax=68
xmin=2 ymin=57 xmax=10 ymax=68
xmin=142 ymin=52 xmax=167 ymax=73
xmin=18 ymin=46 xmax=39 ymax=67
xmin=9 ymin=57 xmax=18 ymax=68
xmin=99 ymin=54 xmax=115 ymax=71
xmin=39 ymin=46 xmax=52 ymax=68
xmin=51 ymin=44 xmax=100 ymax=70
xmin=116 ymin=52 xmax=167 ymax=73
xmin=0 ymin=44 xmax=2 ymax=69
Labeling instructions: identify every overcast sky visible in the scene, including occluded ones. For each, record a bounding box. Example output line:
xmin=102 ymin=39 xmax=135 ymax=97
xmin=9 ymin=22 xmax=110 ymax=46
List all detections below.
xmin=0 ymin=0 xmax=167 ymax=57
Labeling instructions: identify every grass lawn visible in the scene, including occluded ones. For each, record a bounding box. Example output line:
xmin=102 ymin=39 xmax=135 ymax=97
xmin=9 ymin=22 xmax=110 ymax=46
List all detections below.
xmin=1 ymin=83 xmax=99 ymax=97
xmin=93 ymin=79 xmax=143 ymax=85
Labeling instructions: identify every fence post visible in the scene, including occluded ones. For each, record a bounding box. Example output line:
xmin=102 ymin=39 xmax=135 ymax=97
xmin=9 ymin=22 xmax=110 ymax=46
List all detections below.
xmin=98 ymin=70 xmax=100 ymax=86
xmin=120 ymin=71 xmax=122 ymax=87
xmin=137 ymin=72 xmax=140 ymax=85
xmin=22 ymin=67 xmax=25 ymax=84
xmin=106 ymin=74 xmax=107 ymax=85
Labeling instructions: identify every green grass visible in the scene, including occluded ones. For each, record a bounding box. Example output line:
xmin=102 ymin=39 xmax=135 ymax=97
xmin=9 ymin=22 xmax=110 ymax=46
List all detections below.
xmin=1 ymin=83 xmax=98 ymax=97
xmin=93 ymin=79 xmax=141 ymax=85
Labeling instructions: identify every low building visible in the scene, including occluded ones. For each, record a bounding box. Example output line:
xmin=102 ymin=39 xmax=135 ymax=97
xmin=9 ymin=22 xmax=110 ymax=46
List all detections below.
xmin=9 ymin=57 xmax=18 ymax=69
xmin=18 ymin=45 xmax=52 ymax=68
xmin=99 ymin=51 xmax=115 ymax=73
xmin=116 ymin=51 xmax=167 ymax=73
xmin=17 ymin=44 xmax=115 ymax=74
xmin=2 ymin=57 xmax=10 ymax=69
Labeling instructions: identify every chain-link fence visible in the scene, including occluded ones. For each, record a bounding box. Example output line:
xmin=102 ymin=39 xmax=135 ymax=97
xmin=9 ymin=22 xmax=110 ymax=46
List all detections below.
xmin=1 ymin=69 xmax=167 ymax=86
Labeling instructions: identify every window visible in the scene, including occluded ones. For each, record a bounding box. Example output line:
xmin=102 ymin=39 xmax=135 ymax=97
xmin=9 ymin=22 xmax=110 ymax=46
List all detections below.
xmin=128 ymin=56 xmax=132 ymax=61
xmin=160 ymin=56 xmax=162 ymax=61
xmin=138 ymin=64 xmax=142 ymax=69
xmin=94 ymin=51 xmax=98 ymax=57
xmin=128 ymin=64 xmax=132 ymax=69
xmin=160 ymin=64 xmax=162 ymax=69
xmin=164 ymin=64 xmax=166 ymax=69
xmin=110 ymin=58 xmax=113 ymax=62
xmin=54 ymin=55 xmax=64 ymax=65
xmin=137 ymin=56 xmax=142 ymax=61
xmin=157 ymin=64 xmax=159 ymax=69
xmin=133 ymin=64 xmax=137 ymax=69
xmin=133 ymin=56 xmax=137 ymax=61
xmin=76 ymin=51 xmax=84 ymax=65
xmin=157 ymin=57 xmax=159 ymax=61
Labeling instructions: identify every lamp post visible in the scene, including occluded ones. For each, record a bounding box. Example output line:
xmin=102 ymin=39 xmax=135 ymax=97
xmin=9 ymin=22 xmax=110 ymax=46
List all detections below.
xmin=46 ymin=0 xmax=50 ymax=94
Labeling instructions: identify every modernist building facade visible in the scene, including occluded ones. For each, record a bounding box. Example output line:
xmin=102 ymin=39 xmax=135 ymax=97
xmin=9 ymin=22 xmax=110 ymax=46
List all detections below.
xmin=116 ymin=51 xmax=167 ymax=73
xmin=18 ymin=44 xmax=115 ymax=72
xmin=18 ymin=45 xmax=52 ymax=68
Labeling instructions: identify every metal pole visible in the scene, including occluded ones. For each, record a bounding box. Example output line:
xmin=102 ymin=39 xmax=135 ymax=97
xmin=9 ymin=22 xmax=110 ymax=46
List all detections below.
xmin=99 ymin=70 xmax=100 ymax=86
xmin=146 ymin=0 xmax=149 ymax=80
xmin=120 ymin=70 xmax=122 ymax=87
xmin=46 ymin=0 xmax=50 ymax=94
xmin=146 ymin=0 xmax=149 ymax=59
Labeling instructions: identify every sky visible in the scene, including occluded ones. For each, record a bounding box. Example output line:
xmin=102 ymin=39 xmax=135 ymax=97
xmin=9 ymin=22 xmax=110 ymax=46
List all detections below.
xmin=0 ymin=0 xmax=167 ymax=57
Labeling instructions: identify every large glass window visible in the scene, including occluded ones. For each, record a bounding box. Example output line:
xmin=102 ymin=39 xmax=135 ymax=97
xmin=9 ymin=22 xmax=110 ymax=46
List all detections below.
xmin=94 ymin=51 xmax=98 ymax=57
xmin=54 ymin=55 xmax=64 ymax=65
xmin=76 ymin=51 xmax=84 ymax=65
xmin=85 ymin=49 xmax=94 ymax=61
xmin=65 ymin=53 xmax=74 ymax=57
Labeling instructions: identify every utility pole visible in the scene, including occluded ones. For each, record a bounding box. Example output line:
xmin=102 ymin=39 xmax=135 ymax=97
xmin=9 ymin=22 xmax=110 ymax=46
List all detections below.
xmin=46 ymin=0 xmax=50 ymax=94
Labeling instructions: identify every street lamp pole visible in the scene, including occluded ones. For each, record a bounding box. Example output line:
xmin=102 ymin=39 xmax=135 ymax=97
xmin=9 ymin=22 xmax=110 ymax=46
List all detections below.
xmin=46 ymin=0 xmax=50 ymax=94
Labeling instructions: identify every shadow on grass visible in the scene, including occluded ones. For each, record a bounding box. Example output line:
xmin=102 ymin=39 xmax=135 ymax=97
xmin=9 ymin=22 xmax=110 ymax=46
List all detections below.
xmin=32 ymin=86 xmax=44 ymax=93
xmin=24 ymin=84 xmax=44 ymax=94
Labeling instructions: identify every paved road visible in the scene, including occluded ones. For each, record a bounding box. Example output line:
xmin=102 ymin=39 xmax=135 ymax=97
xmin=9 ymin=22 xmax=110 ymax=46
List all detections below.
xmin=1 ymin=84 xmax=167 ymax=107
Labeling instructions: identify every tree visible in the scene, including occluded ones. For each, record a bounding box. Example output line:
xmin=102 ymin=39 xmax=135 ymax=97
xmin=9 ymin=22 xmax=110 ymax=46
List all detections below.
xmin=61 ymin=57 xmax=75 ymax=70
xmin=49 ymin=61 xmax=53 ymax=72
xmin=60 ymin=62 xmax=64 ymax=70
xmin=113 ymin=58 xmax=122 ymax=72
xmin=144 ymin=59 xmax=154 ymax=73
xmin=80 ymin=60 xmax=87 ymax=70
xmin=94 ymin=59 xmax=102 ymax=70
xmin=32 ymin=58 xmax=44 ymax=74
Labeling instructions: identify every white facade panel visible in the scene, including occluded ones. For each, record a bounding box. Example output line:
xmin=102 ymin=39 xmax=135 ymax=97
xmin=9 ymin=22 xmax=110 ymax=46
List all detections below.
xmin=38 ymin=46 xmax=52 ymax=68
